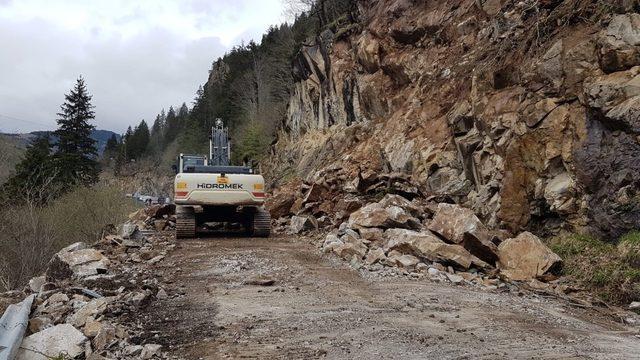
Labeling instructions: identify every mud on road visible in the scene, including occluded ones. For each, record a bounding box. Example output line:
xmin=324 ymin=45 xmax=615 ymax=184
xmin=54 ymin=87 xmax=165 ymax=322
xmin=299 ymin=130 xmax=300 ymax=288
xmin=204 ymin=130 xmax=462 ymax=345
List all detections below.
xmin=134 ymin=235 xmax=640 ymax=359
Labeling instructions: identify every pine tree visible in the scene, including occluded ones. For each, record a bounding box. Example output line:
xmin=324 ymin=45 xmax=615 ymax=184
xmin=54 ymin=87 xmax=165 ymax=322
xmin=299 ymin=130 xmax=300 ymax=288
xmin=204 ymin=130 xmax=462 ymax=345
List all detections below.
xmin=123 ymin=126 xmax=133 ymax=160
xmin=132 ymin=120 xmax=150 ymax=158
xmin=164 ymin=106 xmax=178 ymax=144
xmin=53 ymin=76 xmax=99 ymax=186
xmin=2 ymin=135 xmax=58 ymax=203
xmin=103 ymin=134 xmax=119 ymax=160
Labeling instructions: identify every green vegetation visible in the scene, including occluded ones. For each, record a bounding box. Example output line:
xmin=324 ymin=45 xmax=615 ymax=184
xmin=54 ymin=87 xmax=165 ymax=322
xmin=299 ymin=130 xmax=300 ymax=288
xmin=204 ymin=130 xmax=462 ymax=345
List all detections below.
xmin=2 ymin=77 xmax=100 ymax=203
xmin=54 ymin=76 xmax=100 ymax=187
xmin=548 ymin=232 xmax=640 ymax=303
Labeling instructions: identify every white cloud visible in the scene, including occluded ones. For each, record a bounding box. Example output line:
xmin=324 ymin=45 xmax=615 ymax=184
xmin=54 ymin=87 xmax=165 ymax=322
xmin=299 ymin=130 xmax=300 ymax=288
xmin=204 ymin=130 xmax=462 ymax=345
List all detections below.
xmin=0 ymin=0 xmax=285 ymax=133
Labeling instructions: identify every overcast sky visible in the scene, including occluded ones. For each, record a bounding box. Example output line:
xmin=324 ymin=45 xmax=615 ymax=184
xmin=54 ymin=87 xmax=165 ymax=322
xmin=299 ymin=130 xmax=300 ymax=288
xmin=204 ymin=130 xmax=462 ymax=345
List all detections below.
xmin=0 ymin=0 xmax=286 ymax=133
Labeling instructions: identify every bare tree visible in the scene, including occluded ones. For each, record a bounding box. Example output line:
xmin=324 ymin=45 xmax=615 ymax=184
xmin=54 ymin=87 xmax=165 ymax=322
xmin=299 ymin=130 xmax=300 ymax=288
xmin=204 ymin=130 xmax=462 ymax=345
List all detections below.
xmin=0 ymin=169 xmax=60 ymax=291
xmin=282 ymin=0 xmax=316 ymax=18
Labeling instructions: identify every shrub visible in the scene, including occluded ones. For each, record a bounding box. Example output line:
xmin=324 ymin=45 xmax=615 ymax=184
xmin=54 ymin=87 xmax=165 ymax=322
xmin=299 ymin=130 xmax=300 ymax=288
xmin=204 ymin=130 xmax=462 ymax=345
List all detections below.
xmin=0 ymin=185 xmax=136 ymax=291
xmin=548 ymin=231 xmax=640 ymax=303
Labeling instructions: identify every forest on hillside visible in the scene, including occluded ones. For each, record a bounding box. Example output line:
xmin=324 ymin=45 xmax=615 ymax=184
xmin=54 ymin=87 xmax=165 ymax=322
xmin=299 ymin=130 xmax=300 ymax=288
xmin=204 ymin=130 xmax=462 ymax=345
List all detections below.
xmin=106 ymin=0 xmax=358 ymax=171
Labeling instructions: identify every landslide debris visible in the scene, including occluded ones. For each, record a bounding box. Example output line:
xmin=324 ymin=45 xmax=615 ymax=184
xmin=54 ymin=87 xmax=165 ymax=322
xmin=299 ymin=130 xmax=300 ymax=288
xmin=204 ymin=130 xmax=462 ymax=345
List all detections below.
xmin=0 ymin=204 xmax=176 ymax=360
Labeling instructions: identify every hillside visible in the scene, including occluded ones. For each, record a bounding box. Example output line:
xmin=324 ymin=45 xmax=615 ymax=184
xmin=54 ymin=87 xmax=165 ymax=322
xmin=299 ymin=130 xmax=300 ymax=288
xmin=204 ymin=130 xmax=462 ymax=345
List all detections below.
xmin=0 ymin=134 xmax=25 ymax=184
xmin=266 ymin=0 xmax=640 ymax=240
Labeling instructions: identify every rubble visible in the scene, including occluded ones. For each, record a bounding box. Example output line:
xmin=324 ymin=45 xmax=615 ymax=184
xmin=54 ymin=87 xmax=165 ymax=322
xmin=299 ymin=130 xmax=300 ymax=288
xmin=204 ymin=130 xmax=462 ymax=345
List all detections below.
xmin=0 ymin=205 xmax=179 ymax=359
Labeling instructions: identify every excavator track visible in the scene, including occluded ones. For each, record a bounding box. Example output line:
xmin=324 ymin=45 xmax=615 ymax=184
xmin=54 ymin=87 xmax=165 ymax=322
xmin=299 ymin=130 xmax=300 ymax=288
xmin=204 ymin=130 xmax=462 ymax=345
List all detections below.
xmin=250 ymin=209 xmax=271 ymax=238
xmin=176 ymin=206 xmax=196 ymax=239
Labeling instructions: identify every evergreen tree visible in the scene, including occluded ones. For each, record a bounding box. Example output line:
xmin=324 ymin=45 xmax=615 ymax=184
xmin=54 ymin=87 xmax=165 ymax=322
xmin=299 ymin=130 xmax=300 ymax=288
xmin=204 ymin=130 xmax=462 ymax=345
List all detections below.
xmin=132 ymin=120 xmax=150 ymax=158
xmin=164 ymin=106 xmax=179 ymax=145
xmin=103 ymin=134 xmax=119 ymax=160
xmin=2 ymin=135 xmax=58 ymax=203
xmin=53 ymin=76 xmax=99 ymax=186
xmin=123 ymin=126 xmax=133 ymax=160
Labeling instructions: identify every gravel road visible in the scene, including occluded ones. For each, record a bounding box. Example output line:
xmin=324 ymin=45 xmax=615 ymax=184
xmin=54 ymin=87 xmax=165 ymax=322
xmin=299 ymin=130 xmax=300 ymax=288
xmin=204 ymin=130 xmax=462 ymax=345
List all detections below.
xmin=136 ymin=234 xmax=640 ymax=359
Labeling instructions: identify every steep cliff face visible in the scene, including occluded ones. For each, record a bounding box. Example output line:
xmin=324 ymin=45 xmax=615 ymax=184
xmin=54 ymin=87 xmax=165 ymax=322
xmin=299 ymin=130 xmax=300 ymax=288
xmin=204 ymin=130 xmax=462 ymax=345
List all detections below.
xmin=268 ymin=0 xmax=640 ymax=239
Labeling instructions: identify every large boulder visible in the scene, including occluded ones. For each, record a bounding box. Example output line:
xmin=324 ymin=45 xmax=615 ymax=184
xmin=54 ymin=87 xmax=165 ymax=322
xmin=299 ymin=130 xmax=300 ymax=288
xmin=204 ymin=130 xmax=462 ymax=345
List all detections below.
xmin=46 ymin=245 xmax=110 ymax=282
xmin=598 ymin=14 xmax=640 ymax=73
xmin=348 ymin=203 xmax=420 ymax=230
xmin=384 ymin=229 xmax=489 ymax=269
xmin=497 ymin=232 xmax=562 ymax=281
xmin=17 ymin=324 xmax=87 ymax=360
xmin=427 ymin=203 xmax=498 ymax=263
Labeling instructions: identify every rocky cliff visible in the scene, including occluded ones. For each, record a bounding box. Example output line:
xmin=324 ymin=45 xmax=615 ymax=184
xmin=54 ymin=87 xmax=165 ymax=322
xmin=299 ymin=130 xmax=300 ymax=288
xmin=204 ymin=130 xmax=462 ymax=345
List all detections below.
xmin=268 ymin=0 xmax=640 ymax=239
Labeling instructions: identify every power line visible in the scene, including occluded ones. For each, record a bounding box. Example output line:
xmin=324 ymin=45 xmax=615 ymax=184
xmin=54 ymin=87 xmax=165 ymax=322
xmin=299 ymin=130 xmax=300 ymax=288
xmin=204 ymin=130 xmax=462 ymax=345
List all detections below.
xmin=0 ymin=113 xmax=53 ymax=128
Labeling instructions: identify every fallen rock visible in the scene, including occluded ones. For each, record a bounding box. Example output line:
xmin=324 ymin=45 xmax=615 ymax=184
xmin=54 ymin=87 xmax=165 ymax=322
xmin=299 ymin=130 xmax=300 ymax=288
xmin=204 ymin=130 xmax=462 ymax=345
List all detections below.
xmin=359 ymin=227 xmax=384 ymax=243
xmin=303 ymin=183 xmax=328 ymax=204
xmin=497 ymin=232 xmax=562 ymax=281
xmin=92 ymin=322 xmax=116 ymax=350
xmin=28 ymin=316 xmax=53 ymax=333
xmin=28 ymin=276 xmax=45 ymax=293
xmin=289 ymin=215 xmax=318 ymax=234
xmin=83 ymin=318 xmax=103 ymax=337
xmin=121 ymin=221 xmax=138 ymax=239
xmin=365 ymin=247 xmax=386 ymax=265
xmin=141 ymin=343 xmax=163 ymax=359
xmin=156 ymin=288 xmax=169 ymax=299
xmin=377 ymin=194 xmax=422 ymax=218
xmin=145 ymin=204 xmax=175 ymax=218
xmin=17 ymin=324 xmax=87 ymax=360
xmin=428 ymin=203 xmax=498 ymax=263
xmin=629 ymin=301 xmax=640 ymax=310
xmin=67 ymin=297 xmax=109 ymax=328
xmin=46 ymin=247 xmax=110 ymax=281
xmin=266 ymin=192 xmax=296 ymax=218
xmin=390 ymin=254 xmax=421 ymax=269
xmin=348 ymin=203 xmax=420 ymax=230
xmin=384 ymin=228 xmax=489 ymax=270
xmin=334 ymin=233 xmax=368 ymax=259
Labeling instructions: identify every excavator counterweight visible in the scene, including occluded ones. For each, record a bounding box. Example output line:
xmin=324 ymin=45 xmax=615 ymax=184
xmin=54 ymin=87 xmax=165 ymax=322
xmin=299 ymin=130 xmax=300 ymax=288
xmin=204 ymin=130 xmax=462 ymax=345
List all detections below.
xmin=173 ymin=119 xmax=270 ymax=238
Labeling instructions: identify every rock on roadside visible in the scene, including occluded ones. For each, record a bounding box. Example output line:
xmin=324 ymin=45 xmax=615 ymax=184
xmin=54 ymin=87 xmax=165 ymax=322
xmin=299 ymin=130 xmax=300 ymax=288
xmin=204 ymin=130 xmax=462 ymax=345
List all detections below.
xmin=497 ymin=232 xmax=562 ymax=281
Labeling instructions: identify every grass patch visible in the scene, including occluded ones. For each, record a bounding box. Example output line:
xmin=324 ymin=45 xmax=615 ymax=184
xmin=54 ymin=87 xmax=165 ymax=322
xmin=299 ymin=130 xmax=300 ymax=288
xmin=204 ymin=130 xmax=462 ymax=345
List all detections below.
xmin=548 ymin=231 xmax=640 ymax=304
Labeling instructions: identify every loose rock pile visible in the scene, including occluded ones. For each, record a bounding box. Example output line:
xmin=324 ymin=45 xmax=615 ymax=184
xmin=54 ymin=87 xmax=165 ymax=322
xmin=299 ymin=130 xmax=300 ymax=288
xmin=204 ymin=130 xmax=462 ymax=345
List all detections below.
xmin=0 ymin=204 xmax=177 ymax=360
xmin=272 ymin=184 xmax=571 ymax=292
xmin=126 ymin=204 xmax=177 ymax=233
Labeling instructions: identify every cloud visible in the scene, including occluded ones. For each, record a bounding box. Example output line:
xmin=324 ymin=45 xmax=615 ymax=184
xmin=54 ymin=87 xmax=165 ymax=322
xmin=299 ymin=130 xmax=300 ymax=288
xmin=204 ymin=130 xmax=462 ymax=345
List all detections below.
xmin=0 ymin=0 xmax=284 ymax=133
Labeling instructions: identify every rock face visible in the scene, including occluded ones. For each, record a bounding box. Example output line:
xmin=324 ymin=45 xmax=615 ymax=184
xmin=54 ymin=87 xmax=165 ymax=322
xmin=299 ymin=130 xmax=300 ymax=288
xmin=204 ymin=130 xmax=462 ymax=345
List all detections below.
xmin=497 ymin=232 xmax=562 ymax=281
xmin=267 ymin=0 xmax=640 ymax=239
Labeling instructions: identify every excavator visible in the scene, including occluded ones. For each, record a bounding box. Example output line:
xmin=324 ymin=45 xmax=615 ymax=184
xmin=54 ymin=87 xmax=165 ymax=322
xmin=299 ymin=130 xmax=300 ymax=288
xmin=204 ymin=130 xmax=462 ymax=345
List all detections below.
xmin=172 ymin=119 xmax=270 ymax=238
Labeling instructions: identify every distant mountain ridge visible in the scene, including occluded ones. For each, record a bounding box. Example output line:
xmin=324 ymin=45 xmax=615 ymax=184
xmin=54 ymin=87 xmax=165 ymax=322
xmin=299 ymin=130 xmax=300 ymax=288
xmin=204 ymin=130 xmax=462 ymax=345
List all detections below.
xmin=1 ymin=129 xmax=120 ymax=155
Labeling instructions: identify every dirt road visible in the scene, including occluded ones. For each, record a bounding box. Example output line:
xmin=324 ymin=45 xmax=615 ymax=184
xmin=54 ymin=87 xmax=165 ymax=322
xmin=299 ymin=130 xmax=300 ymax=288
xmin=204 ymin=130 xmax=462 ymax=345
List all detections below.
xmin=135 ymin=235 xmax=639 ymax=359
